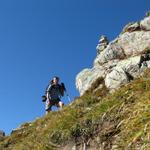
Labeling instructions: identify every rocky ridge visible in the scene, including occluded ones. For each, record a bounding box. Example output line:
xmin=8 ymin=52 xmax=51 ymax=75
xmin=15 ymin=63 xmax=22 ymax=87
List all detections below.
xmin=76 ymin=14 xmax=150 ymax=95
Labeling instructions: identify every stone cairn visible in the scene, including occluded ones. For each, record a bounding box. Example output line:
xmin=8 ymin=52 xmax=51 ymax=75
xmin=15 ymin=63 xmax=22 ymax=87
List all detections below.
xmin=96 ymin=35 xmax=109 ymax=55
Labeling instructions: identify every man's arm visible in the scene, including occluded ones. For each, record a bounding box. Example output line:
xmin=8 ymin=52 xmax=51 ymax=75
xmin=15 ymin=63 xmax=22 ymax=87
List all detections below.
xmin=46 ymin=84 xmax=52 ymax=99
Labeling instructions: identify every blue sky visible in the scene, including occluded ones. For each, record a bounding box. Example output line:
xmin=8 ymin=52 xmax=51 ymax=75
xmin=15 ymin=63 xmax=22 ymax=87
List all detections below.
xmin=0 ymin=0 xmax=149 ymax=135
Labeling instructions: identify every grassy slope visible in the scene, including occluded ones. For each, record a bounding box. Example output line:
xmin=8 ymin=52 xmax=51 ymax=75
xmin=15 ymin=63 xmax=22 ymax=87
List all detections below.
xmin=1 ymin=71 xmax=150 ymax=150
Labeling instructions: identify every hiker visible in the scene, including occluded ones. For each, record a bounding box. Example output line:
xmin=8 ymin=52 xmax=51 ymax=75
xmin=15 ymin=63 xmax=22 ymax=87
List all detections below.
xmin=43 ymin=76 xmax=65 ymax=114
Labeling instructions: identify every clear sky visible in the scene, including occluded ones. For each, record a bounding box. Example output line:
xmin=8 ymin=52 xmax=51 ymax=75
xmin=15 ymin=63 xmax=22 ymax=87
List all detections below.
xmin=0 ymin=0 xmax=149 ymax=135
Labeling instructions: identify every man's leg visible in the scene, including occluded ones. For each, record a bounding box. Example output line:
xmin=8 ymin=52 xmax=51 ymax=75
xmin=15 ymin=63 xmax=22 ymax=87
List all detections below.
xmin=45 ymin=99 xmax=52 ymax=114
xmin=57 ymin=101 xmax=64 ymax=110
xmin=46 ymin=108 xmax=51 ymax=114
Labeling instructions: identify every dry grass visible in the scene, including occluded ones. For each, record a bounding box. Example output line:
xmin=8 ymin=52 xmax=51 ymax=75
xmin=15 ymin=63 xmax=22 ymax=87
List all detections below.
xmin=1 ymin=70 xmax=150 ymax=149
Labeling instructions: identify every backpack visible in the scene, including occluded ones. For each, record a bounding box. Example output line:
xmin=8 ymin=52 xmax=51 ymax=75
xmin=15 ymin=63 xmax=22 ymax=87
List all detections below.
xmin=59 ymin=83 xmax=66 ymax=96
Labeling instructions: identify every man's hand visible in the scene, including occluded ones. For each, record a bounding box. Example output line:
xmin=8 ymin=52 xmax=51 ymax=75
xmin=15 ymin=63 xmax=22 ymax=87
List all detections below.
xmin=42 ymin=95 xmax=47 ymax=102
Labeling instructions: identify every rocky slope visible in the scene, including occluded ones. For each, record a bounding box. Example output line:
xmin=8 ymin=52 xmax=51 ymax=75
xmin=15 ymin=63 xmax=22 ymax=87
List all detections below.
xmin=1 ymin=70 xmax=150 ymax=150
xmin=76 ymin=13 xmax=150 ymax=95
xmin=1 ymin=13 xmax=150 ymax=150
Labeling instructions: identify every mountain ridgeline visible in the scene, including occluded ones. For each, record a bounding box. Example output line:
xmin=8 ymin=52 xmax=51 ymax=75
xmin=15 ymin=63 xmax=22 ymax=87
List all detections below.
xmin=1 ymin=12 xmax=150 ymax=150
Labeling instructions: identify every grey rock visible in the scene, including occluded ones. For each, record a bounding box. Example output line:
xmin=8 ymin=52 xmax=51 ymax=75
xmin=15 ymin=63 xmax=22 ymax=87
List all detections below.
xmin=104 ymin=55 xmax=150 ymax=91
xmin=76 ymin=66 xmax=105 ymax=96
xmin=76 ymin=60 xmax=119 ymax=95
xmin=146 ymin=61 xmax=150 ymax=68
xmin=140 ymin=16 xmax=150 ymax=31
xmin=118 ymin=31 xmax=150 ymax=56
xmin=0 ymin=130 xmax=5 ymax=140
xmin=118 ymin=56 xmax=141 ymax=77
xmin=123 ymin=22 xmax=140 ymax=33
xmin=94 ymin=42 xmax=125 ymax=65
xmin=105 ymin=68 xmax=128 ymax=90
xmin=105 ymin=56 xmax=141 ymax=90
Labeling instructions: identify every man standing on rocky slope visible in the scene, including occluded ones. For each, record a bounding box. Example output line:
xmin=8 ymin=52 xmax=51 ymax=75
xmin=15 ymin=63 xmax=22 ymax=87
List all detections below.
xmin=43 ymin=76 xmax=65 ymax=114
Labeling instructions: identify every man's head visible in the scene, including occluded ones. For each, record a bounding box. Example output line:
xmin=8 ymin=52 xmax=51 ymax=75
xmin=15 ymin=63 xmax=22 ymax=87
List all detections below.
xmin=52 ymin=76 xmax=59 ymax=85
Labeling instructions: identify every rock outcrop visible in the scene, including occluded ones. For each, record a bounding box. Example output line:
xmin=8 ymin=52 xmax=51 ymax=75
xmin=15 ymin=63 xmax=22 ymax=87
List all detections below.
xmin=0 ymin=130 xmax=5 ymax=140
xmin=76 ymin=15 xmax=150 ymax=95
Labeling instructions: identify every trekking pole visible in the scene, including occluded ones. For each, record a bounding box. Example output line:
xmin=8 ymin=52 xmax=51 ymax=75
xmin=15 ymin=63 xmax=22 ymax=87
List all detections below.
xmin=61 ymin=82 xmax=71 ymax=103
xmin=66 ymin=92 xmax=71 ymax=103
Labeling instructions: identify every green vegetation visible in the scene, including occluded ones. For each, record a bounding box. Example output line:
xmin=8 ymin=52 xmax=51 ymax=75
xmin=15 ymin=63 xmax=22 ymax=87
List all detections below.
xmin=1 ymin=70 xmax=150 ymax=149
xmin=146 ymin=11 xmax=150 ymax=17
xmin=121 ymin=22 xmax=134 ymax=34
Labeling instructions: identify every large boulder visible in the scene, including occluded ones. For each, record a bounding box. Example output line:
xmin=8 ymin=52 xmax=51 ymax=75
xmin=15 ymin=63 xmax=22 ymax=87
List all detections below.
xmin=76 ymin=66 xmax=105 ymax=96
xmin=76 ymin=60 xmax=119 ymax=95
xmin=117 ymin=31 xmax=150 ymax=56
xmin=105 ymin=56 xmax=149 ymax=91
xmin=105 ymin=67 xmax=128 ymax=91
